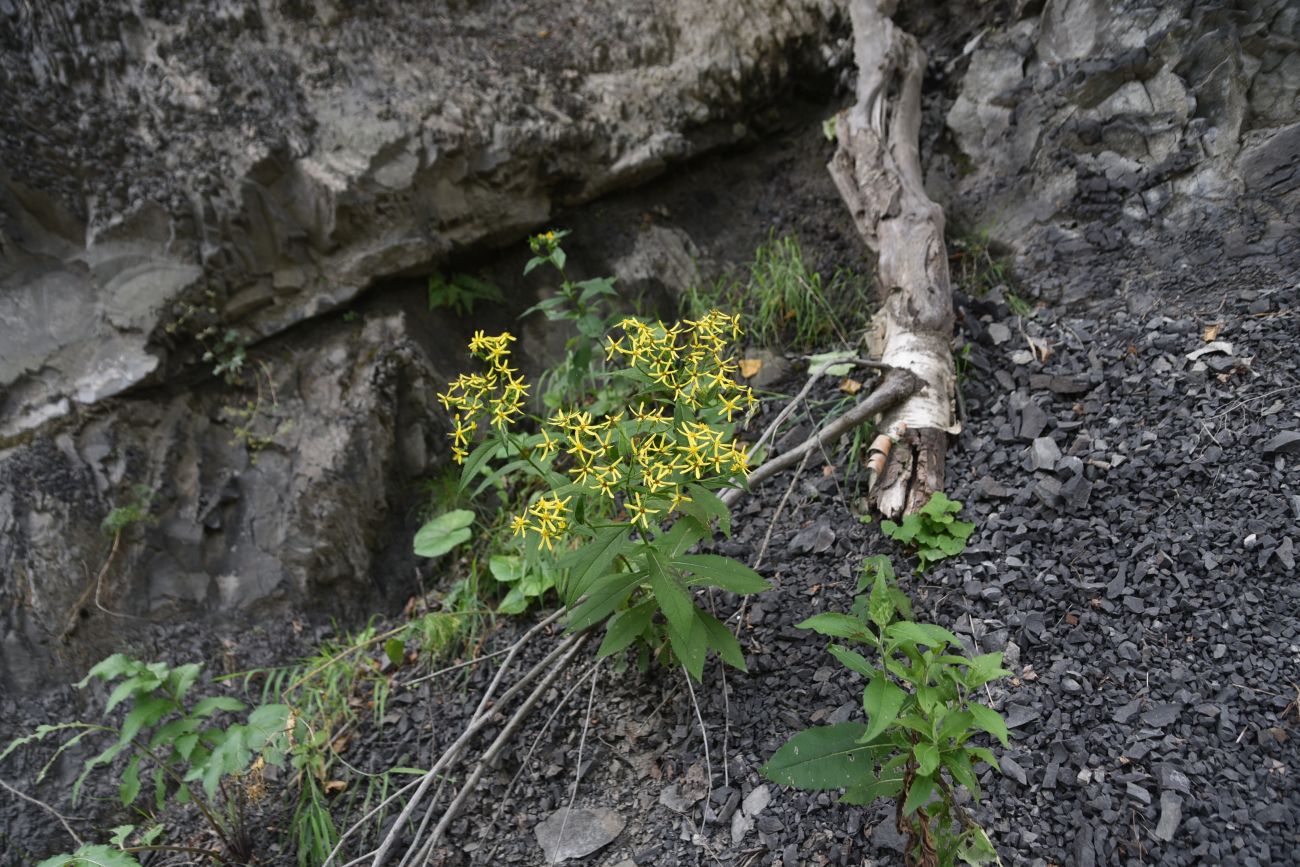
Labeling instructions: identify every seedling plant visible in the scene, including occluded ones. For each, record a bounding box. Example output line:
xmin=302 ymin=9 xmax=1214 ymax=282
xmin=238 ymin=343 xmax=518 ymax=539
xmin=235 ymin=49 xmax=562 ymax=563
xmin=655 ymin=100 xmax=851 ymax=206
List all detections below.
xmin=762 ymin=556 xmax=1010 ymax=866
xmin=881 ymin=491 xmax=975 ymax=571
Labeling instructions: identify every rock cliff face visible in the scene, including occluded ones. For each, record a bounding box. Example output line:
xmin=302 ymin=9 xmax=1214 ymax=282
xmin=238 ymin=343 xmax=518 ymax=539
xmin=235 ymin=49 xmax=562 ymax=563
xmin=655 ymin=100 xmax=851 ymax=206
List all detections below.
xmin=937 ymin=0 xmax=1299 ymax=300
xmin=0 ymin=0 xmax=848 ymax=687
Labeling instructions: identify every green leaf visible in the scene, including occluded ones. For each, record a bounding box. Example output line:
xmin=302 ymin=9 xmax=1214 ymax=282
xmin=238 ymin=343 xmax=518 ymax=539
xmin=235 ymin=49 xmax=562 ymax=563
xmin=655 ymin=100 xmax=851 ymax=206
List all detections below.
xmin=384 ymin=638 xmax=406 ymax=667
xmin=937 ymin=710 xmax=974 ymax=743
xmin=77 ymin=653 xmax=137 ymax=688
xmin=488 ymin=554 xmax=524 ymax=584
xmin=153 ymin=766 xmax=166 ymax=810
xmin=457 ymin=440 xmax=501 ymax=490
xmin=856 ymin=555 xmax=894 ymax=593
xmin=675 ymin=554 xmax=770 ymax=594
xmin=868 ymin=567 xmax=895 ymax=629
xmin=522 ymin=256 xmax=547 ymax=276
xmin=685 ymin=484 xmax=732 ymax=536
xmin=567 ymin=570 xmax=645 ymax=632
xmin=36 ymin=844 xmax=143 ymax=867
xmin=841 ymin=771 xmax=905 ymax=804
xmin=597 ymin=600 xmax=655 ymax=658
xmin=760 ymin=723 xmax=886 ymax=790
xmin=903 ymin=772 xmax=935 ymax=815
xmin=827 ymin=645 xmax=877 ymax=679
xmin=797 ymin=613 xmax=872 ymax=642
xmin=108 ymin=824 xmax=135 ymax=847
xmin=119 ymin=757 xmax=141 ymax=806
xmin=558 ymin=525 xmax=630 ymax=604
xmin=887 ymin=621 xmax=960 ymax=649
xmin=665 ymin=610 xmax=707 ymax=681
xmin=497 ymin=585 xmax=529 ymax=615
xmin=943 ymin=749 xmax=980 ymax=800
xmin=646 ymin=548 xmax=694 ymax=637
xmin=412 ymin=510 xmax=475 ymax=558
xmin=966 ymin=745 xmax=999 ymax=770
xmin=967 ymin=703 xmax=1010 ymax=747
xmin=965 ymin=653 xmax=1011 ymax=689
xmin=655 ymin=514 xmax=708 ymax=557
xmin=192 ymin=696 xmax=247 ymax=718
xmin=862 ymin=674 xmax=906 ymax=742
xmin=914 ymin=742 xmax=940 ymax=777
xmin=699 ymin=609 xmax=747 ymax=672
xmin=806 ymin=350 xmax=857 ymax=378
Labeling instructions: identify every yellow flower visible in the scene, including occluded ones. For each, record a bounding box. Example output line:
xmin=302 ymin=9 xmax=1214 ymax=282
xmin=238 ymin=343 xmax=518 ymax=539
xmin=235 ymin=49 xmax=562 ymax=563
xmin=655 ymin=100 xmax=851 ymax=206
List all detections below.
xmin=537 ymin=428 xmax=560 ymax=460
xmin=509 ymin=514 xmax=530 ymax=537
xmin=625 ymin=492 xmax=659 ymax=530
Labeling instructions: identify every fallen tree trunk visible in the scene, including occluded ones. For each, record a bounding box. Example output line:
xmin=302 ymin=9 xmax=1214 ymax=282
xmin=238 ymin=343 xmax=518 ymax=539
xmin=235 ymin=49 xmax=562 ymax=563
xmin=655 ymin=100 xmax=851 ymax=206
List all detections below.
xmin=828 ymin=0 xmax=958 ymax=519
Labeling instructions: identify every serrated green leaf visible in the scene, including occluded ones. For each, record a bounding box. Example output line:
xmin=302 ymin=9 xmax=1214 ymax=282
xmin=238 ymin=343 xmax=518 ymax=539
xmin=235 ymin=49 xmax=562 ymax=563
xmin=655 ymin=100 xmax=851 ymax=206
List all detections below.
xmin=796 ymin=613 xmax=872 ymax=642
xmin=903 ymin=772 xmax=935 ymax=815
xmin=966 ymin=745 xmax=999 ymax=769
xmin=827 ymin=644 xmax=877 ymax=679
xmin=914 ymin=742 xmax=940 ymax=777
xmin=887 ymin=621 xmax=960 ymax=649
xmin=965 ymin=653 xmax=1011 ymax=689
xmin=967 ymin=703 xmax=1009 ymax=747
xmin=760 ymin=723 xmax=887 ymax=790
xmin=862 ymin=674 xmax=906 ymax=742
xmin=192 ymin=696 xmax=246 ymax=718
xmin=868 ymin=567 xmax=895 ymax=629
xmin=77 ymin=653 xmax=137 ymax=688
xmin=108 ymin=824 xmax=135 ymax=847
xmin=943 ymin=749 xmax=980 ymax=801
xmin=412 ymin=510 xmax=475 ymax=558
xmin=119 ymin=756 xmax=141 ymax=806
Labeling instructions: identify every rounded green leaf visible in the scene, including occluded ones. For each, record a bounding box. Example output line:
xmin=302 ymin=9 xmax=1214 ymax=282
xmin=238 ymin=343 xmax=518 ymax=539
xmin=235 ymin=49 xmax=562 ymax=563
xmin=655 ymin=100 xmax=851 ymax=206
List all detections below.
xmin=413 ymin=510 xmax=475 ymax=558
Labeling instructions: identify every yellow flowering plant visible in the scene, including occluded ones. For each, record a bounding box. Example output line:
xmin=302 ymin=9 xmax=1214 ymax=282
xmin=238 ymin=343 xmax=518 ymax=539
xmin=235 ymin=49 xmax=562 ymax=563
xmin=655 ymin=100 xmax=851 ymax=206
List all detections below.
xmin=423 ymin=240 xmax=770 ymax=678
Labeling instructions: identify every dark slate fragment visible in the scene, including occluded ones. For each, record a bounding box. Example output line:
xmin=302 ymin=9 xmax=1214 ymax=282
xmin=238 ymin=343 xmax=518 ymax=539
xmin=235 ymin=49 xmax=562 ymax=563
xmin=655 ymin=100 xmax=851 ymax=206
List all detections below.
xmin=1020 ymin=402 xmax=1049 ymax=440
xmin=1156 ymin=764 xmax=1191 ymax=794
xmin=1141 ymin=703 xmax=1182 ymax=727
xmin=1155 ymin=793 xmax=1183 ymax=841
xmin=1262 ymin=431 xmax=1300 ymax=455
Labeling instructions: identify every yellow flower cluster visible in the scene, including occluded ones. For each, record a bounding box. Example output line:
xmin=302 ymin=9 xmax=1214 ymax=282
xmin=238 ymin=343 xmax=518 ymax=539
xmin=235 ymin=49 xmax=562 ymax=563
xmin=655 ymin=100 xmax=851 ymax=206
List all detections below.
xmin=604 ymin=311 xmax=757 ymax=417
xmin=437 ymin=331 xmax=530 ymax=463
xmin=510 ymin=493 xmax=570 ymax=551
xmin=440 ymin=311 xmax=754 ymax=548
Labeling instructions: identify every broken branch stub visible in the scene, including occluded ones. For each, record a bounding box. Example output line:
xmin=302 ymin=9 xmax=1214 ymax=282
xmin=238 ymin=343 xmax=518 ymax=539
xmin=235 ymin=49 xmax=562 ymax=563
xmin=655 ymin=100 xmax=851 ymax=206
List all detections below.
xmin=829 ymin=0 xmax=957 ymax=519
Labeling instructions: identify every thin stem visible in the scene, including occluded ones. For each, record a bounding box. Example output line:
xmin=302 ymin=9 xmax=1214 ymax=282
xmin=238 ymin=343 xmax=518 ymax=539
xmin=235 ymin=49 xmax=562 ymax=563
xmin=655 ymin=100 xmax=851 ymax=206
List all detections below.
xmin=0 ymin=777 xmax=83 ymax=847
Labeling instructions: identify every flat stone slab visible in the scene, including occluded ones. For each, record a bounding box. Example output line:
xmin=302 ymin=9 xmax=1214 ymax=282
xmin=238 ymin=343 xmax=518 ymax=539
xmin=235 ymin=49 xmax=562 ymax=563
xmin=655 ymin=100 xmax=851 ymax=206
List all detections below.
xmin=535 ymin=806 xmax=625 ymax=863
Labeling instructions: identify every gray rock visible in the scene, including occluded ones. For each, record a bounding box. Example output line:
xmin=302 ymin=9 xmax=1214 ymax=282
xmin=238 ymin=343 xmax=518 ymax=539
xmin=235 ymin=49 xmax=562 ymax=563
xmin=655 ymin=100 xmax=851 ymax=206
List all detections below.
xmin=1156 ymin=764 xmax=1192 ymax=794
xmin=535 ymin=806 xmax=625 ymax=863
xmin=1026 ymin=436 xmax=1061 ymax=471
xmin=1141 ymin=703 xmax=1182 ymax=727
xmin=988 ymin=322 xmax=1012 ymax=344
xmin=0 ymin=0 xmax=840 ymax=436
xmin=1019 ymin=403 xmax=1050 ymax=440
xmin=789 ymin=520 xmax=836 ymax=555
xmin=742 ymin=350 xmax=793 ymax=389
xmin=1155 ymin=793 xmax=1183 ymax=841
xmin=742 ymin=785 xmax=771 ymax=817
xmin=1000 ymin=756 xmax=1029 ymax=785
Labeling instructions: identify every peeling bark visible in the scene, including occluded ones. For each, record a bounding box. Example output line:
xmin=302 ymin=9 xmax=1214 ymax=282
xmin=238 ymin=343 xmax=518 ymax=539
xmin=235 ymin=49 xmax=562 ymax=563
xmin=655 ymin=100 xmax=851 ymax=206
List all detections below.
xmin=829 ymin=0 xmax=957 ymax=518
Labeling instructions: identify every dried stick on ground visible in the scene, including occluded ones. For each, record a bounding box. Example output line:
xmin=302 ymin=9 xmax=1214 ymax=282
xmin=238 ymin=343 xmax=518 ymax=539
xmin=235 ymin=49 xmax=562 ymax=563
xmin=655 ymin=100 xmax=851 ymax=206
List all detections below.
xmin=828 ymin=0 xmax=958 ymax=518
xmin=721 ymin=366 xmax=918 ymax=508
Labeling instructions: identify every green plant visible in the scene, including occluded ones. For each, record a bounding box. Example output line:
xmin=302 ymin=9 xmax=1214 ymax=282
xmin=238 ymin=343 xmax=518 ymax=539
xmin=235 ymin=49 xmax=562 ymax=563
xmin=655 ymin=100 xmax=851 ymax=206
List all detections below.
xmin=880 ymin=492 xmax=975 ymax=572
xmin=4 ymin=655 xmax=292 ymax=864
xmin=101 ymin=485 xmax=156 ymax=536
xmin=420 ymin=265 xmax=768 ymax=678
xmin=520 ymin=229 xmax=626 ymax=411
xmin=762 ymin=555 xmax=1010 ymax=867
xmin=685 ymin=232 xmax=869 ymax=349
xmin=1004 ymin=291 xmax=1032 ymax=318
xmin=427 ymin=271 xmax=503 ymax=317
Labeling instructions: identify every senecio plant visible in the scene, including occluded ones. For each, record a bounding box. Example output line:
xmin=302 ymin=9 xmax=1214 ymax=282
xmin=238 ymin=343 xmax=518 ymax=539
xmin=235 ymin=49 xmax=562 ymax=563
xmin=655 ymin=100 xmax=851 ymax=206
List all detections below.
xmin=762 ymin=556 xmax=1010 ymax=867
xmin=428 ymin=238 xmax=767 ymax=678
